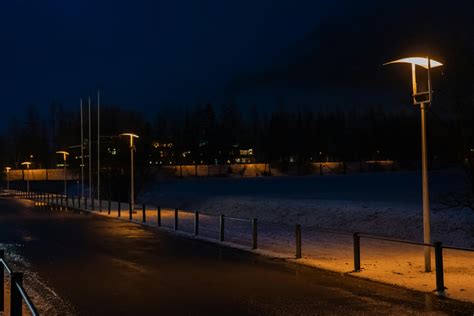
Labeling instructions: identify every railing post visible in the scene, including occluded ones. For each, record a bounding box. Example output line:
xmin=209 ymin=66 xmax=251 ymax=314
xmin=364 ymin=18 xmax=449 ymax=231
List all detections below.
xmin=252 ymin=218 xmax=258 ymax=249
xmin=91 ymin=194 xmax=95 ymax=211
xmin=118 ymin=200 xmax=121 ymax=217
xmin=72 ymin=196 xmax=75 ymax=208
xmin=220 ymin=215 xmax=225 ymax=242
xmin=78 ymin=196 xmax=81 ymax=209
xmin=174 ymin=208 xmax=179 ymax=231
xmin=157 ymin=206 xmax=161 ymax=227
xmin=99 ymin=198 xmax=102 ymax=213
xmin=0 ymin=249 xmax=4 ymax=312
xmin=66 ymin=195 xmax=69 ymax=209
xmin=108 ymin=198 xmax=111 ymax=215
xmin=142 ymin=204 xmax=146 ymax=223
xmin=434 ymin=242 xmax=445 ymax=295
xmin=353 ymin=232 xmax=361 ymax=272
xmin=85 ymin=197 xmax=88 ymax=210
xmin=295 ymin=224 xmax=302 ymax=259
xmin=129 ymin=200 xmax=133 ymax=220
xmin=10 ymin=272 xmax=23 ymax=316
xmin=194 ymin=211 xmax=199 ymax=236
xmin=61 ymin=194 xmax=64 ymax=208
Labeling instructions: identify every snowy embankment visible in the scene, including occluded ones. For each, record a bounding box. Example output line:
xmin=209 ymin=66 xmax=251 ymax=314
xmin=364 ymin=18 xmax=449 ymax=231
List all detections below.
xmin=141 ymin=169 xmax=473 ymax=248
xmin=135 ymin=168 xmax=474 ymax=302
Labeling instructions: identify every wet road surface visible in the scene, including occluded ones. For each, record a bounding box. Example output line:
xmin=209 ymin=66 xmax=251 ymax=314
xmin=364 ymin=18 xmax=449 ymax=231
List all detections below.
xmin=1 ymin=197 xmax=473 ymax=315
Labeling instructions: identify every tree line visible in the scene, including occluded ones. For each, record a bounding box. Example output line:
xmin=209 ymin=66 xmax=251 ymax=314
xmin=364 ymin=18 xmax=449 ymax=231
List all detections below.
xmin=1 ymin=101 xmax=472 ymax=172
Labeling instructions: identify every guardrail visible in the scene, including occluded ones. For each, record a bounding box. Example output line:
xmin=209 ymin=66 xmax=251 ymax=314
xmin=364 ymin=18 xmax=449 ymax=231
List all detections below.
xmin=0 ymin=250 xmax=40 ymax=316
xmin=11 ymin=189 xmax=474 ymax=297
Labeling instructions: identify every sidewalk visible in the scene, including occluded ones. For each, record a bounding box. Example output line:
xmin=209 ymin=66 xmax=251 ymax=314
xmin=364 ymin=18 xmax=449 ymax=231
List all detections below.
xmin=24 ymin=192 xmax=474 ymax=304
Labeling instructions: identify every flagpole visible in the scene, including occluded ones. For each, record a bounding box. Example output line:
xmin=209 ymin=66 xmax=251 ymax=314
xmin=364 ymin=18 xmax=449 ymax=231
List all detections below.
xmin=97 ymin=90 xmax=101 ymax=206
xmin=80 ymin=98 xmax=84 ymax=198
xmin=88 ymin=97 xmax=92 ymax=202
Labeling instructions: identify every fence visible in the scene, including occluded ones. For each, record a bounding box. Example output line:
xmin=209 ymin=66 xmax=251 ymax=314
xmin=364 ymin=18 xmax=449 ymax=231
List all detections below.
xmin=1 ymin=250 xmax=39 ymax=316
xmin=10 ymin=189 xmax=474 ymax=298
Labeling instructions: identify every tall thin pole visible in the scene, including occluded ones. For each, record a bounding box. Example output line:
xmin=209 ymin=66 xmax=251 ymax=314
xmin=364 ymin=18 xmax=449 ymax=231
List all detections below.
xmin=130 ymin=137 xmax=135 ymax=211
xmin=421 ymin=102 xmax=431 ymax=272
xmin=412 ymin=62 xmax=431 ymax=272
xmin=97 ymin=90 xmax=100 ymax=204
xmin=88 ymin=97 xmax=92 ymax=201
xmin=26 ymin=164 xmax=30 ymax=193
xmin=80 ymin=99 xmax=84 ymax=198
xmin=64 ymin=155 xmax=67 ymax=195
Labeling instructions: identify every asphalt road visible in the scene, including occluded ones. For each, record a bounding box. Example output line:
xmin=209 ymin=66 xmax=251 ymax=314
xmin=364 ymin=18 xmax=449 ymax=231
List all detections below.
xmin=1 ymin=197 xmax=473 ymax=315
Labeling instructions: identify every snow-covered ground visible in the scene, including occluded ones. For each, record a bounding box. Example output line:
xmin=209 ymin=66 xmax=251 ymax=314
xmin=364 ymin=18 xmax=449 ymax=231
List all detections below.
xmin=140 ymin=169 xmax=473 ymax=247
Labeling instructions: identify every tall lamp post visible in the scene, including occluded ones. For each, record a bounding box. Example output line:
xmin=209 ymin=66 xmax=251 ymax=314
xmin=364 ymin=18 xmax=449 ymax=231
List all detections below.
xmin=5 ymin=167 xmax=11 ymax=191
xmin=21 ymin=161 xmax=32 ymax=193
xmin=384 ymin=57 xmax=443 ymax=272
xmin=56 ymin=151 xmax=70 ymax=195
xmin=120 ymin=133 xmax=139 ymax=211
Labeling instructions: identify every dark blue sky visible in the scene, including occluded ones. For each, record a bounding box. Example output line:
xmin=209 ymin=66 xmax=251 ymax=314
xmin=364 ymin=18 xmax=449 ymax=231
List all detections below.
xmin=0 ymin=0 xmax=351 ymax=121
xmin=2 ymin=0 xmax=471 ymax=124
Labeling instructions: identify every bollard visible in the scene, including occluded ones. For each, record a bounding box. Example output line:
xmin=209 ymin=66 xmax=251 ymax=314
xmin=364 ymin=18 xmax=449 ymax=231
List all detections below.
xmin=78 ymin=196 xmax=81 ymax=209
xmin=0 ymin=250 xmax=4 ymax=312
xmin=194 ymin=211 xmax=199 ymax=236
xmin=118 ymin=200 xmax=121 ymax=217
xmin=435 ymin=242 xmax=445 ymax=295
xmin=252 ymin=218 xmax=258 ymax=249
xmin=10 ymin=272 xmax=23 ymax=316
xmin=295 ymin=224 xmax=302 ymax=259
xmin=85 ymin=197 xmax=88 ymax=210
xmin=91 ymin=195 xmax=95 ymax=211
xmin=108 ymin=198 xmax=111 ymax=215
xmin=129 ymin=201 xmax=132 ymax=220
xmin=220 ymin=215 xmax=225 ymax=242
xmin=353 ymin=232 xmax=361 ymax=272
xmin=157 ymin=206 xmax=161 ymax=227
xmin=142 ymin=204 xmax=146 ymax=222
xmin=99 ymin=199 xmax=102 ymax=213
xmin=174 ymin=208 xmax=179 ymax=230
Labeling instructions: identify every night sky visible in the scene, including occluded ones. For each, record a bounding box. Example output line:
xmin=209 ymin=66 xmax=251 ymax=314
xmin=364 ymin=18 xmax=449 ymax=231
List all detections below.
xmin=1 ymin=0 xmax=473 ymax=123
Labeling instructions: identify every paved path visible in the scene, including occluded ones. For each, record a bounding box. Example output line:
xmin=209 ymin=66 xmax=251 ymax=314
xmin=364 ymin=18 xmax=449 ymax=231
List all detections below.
xmin=1 ymin=197 xmax=473 ymax=315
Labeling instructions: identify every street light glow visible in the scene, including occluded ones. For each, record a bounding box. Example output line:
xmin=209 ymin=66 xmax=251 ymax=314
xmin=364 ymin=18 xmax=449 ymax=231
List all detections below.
xmin=120 ymin=133 xmax=139 ymax=138
xmin=384 ymin=57 xmax=443 ymax=69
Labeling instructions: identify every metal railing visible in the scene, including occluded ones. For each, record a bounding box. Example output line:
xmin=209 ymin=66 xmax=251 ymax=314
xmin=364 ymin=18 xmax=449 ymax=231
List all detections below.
xmin=12 ymin=189 xmax=474 ymax=297
xmin=1 ymin=249 xmax=40 ymax=316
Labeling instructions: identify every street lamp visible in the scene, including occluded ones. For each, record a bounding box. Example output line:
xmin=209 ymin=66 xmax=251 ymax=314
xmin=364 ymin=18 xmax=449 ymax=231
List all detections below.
xmin=120 ymin=133 xmax=139 ymax=211
xmin=5 ymin=167 xmax=11 ymax=191
xmin=56 ymin=151 xmax=70 ymax=195
xmin=21 ymin=161 xmax=32 ymax=193
xmin=384 ymin=56 xmax=443 ymax=272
